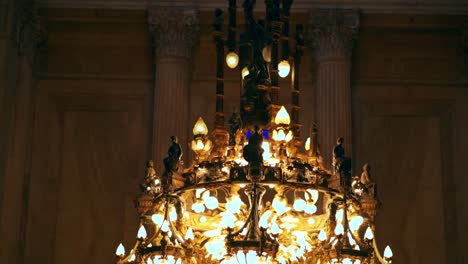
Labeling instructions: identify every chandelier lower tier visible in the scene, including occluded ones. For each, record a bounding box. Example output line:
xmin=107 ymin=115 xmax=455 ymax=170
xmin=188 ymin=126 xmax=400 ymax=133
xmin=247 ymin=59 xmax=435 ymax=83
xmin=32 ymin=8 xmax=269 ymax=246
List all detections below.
xmin=115 ymin=0 xmax=393 ymax=263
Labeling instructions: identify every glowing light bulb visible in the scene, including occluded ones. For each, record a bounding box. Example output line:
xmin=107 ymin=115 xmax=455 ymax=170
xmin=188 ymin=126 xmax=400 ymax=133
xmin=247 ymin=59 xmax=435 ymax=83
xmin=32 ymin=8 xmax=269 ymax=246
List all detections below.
xmin=293 ymin=198 xmax=307 ymax=212
xmin=191 ymin=201 xmax=205 ymax=213
xmin=349 ymin=216 xmax=364 ymax=232
xmin=137 ymin=225 xmax=147 ymax=239
xmin=193 ymin=117 xmax=208 ymax=136
xmin=161 ymin=221 xmax=169 ymax=232
xmin=306 ymin=189 xmax=319 ymax=204
xmin=274 ymin=106 xmax=291 ymax=125
xmin=259 ymin=210 xmax=272 ymax=228
xmin=169 ymin=207 xmax=178 ymax=221
xmin=285 ymin=130 xmax=293 ymax=142
xmin=318 ymin=229 xmax=327 ymax=241
xmin=271 ymin=221 xmax=282 ymax=235
xmin=278 ymin=60 xmax=291 ymax=78
xmin=221 ymin=211 xmax=236 ymax=228
xmin=205 ymin=196 xmax=219 ymax=210
xmin=304 ymin=203 xmax=317 ymax=214
xmin=226 ymin=195 xmax=242 ymax=214
xmin=116 ymin=243 xmax=125 ymax=257
xmin=384 ymin=245 xmax=393 ymax=259
xmin=185 ymin=227 xmax=194 ymax=240
xmin=262 ymin=45 xmax=272 ymax=62
xmin=365 ymin=226 xmax=374 ymax=240
xmin=342 ymin=258 xmax=352 ymax=264
xmin=226 ymin=52 xmax=239 ymax=68
xmin=151 ymin=214 xmax=164 ymax=227
xmin=335 ymin=223 xmax=344 ymax=235
xmin=336 ymin=209 xmax=344 ymax=222
xmin=272 ymin=196 xmax=289 ymax=216
xmin=241 ymin=66 xmax=249 ymax=79
xmin=305 ymin=137 xmax=311 ymax=151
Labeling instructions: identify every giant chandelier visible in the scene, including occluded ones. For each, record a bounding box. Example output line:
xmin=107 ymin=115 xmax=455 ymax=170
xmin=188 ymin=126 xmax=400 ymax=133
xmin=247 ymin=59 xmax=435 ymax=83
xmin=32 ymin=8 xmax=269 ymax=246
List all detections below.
xmin=115 ymin=1 xmax=393 ymax=263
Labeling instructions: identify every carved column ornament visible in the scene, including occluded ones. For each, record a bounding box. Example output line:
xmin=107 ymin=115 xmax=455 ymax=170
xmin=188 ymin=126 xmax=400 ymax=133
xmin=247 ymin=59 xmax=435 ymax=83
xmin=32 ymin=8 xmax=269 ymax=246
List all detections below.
xmin=15 ymin=0 xmax=47 ymax=64
xmin=148 ymin=9 xmax=199 ymax=59
xmin=308 ymin=9 xmax=359 ymax=61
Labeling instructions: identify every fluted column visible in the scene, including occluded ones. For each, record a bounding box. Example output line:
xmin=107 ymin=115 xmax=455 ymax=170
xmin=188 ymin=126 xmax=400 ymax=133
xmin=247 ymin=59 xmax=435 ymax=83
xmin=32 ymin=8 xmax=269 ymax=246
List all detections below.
xmin=148 ymin=8 xmax=199 ymax=172
xmin=0 ymin=1 xmax=46 ymax=262
xmin=308 ymin=9 xmax=359 ymax=168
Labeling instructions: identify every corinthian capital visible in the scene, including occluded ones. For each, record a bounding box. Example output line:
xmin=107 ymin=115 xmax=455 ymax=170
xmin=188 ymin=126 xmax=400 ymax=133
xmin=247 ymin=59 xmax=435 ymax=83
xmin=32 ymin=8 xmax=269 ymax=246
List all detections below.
xmin=16 ymin=0 xmax=47 ymax=63
xmin=308 ymin=9 xmax=359 ymax=60
xmin=148 ymin=8 xmax=199 ymax=59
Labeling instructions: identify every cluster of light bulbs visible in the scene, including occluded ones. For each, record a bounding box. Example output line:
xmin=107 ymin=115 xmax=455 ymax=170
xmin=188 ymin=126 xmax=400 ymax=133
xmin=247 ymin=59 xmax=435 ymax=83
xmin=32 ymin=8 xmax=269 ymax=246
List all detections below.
xmin=225 ymin=48 xmax=291 ymax=78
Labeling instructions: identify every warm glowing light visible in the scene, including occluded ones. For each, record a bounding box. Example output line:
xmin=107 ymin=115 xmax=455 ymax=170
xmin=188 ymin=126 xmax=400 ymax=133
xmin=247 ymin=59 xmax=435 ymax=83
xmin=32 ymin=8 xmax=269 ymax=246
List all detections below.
xmin=137 ymin=225 xmax=147 ymax=239
xmin=278 ymin=60 xmax=291 ymax=78
xmin=226 ymin=51 xmax=239 ymax=68
xmin=334 ymin=223 xmax=344 ymax=235
xmin=161 ymin=221 xmax=170 ymax=232
xmin=293 ymin=198 xmax=307 ymax=212
xmin=285 ymin=130 xmax=293 ymax=142
xmin=205 ymin=196 xmax=219 ymax=210
xmin=306 ymin=189 xmax=319 ymax=203
xmin=259 ymin=210 xmax=272 ymax=228
xmin=270 ymin=221 xmax=282 ymax=235
xmin=305 ymin=137 xmax=311 ymax=151
xmin=349 ymin=216 xmax=364 ymax=232
xmin=191 ymin=201 xmax=205 ymax=213
xmin=304 ymin=203 xmax=317 ymax=214
xmin=272 ymin=196 xmax=290 ymax=216
xmin=241 ymin=66 xmax=249 ymax=79
xmin=221 ymin=211 xmax=236 ymax=228
xmin=336 ymin=209 xmax=344 ymax=222
xmin=193 ymin=117 xmax=208 ymax=136
xmin=169 ymin=207 xmax=178 ymax=221
xmin=384 ymin=245 xmax=393 ymax=259
xmin=226 ymin=195 xmax=243 ymax=214
xmin=365 ymin=226 xmax=374 ymax=240
xmin=262 ymin=45 xmax=271 ymax=62
xmin=185 ymin=227 xmax=194 ymax=240
xmin=318 ymin=229 xmax=327 ymax=241
xmin=274 ymin=106 xmax=291 ymax=125
xmin=151 ymin=214 xmax=164 ymax=227
xmin=116 ymin=243 xmax=125 ymax=256
xmin=200 ymin=216 xmax=207 ymax=223
xmin=343 ymin=258 xmax=352 ymax=264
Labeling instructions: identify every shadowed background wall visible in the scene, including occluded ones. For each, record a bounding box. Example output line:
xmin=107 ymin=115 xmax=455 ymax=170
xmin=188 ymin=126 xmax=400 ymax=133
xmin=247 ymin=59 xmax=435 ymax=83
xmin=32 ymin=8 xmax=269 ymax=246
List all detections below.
xmin=0 ymin=2 xmax=467 ymax=264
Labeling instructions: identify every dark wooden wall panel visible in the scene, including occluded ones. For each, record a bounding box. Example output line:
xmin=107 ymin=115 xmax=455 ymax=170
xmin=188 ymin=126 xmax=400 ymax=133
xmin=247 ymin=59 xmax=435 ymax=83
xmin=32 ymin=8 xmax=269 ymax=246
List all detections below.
xmin=24 ymin=80 xmax=151 ymax=264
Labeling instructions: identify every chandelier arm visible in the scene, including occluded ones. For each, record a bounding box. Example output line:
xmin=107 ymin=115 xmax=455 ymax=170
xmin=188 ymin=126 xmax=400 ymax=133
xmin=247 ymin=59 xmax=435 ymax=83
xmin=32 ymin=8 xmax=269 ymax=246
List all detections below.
xmin=117 ymin=238 xmax=141 ymax=263
xmin=230 ymin=192 xmax=256 ymax=236
xmin=168 ymin=216 xmax=187 ymax=244
xmin=371 ymin=232 xmax=388 ymax=264
xmin=146 ymin=199 xmax=170 ymax=244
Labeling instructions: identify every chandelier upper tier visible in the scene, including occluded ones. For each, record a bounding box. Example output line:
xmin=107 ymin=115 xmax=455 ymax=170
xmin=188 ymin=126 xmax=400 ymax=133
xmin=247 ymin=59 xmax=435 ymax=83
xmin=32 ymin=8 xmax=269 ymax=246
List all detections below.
xmin=115 ymin=0 xmax=393 ymax=263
